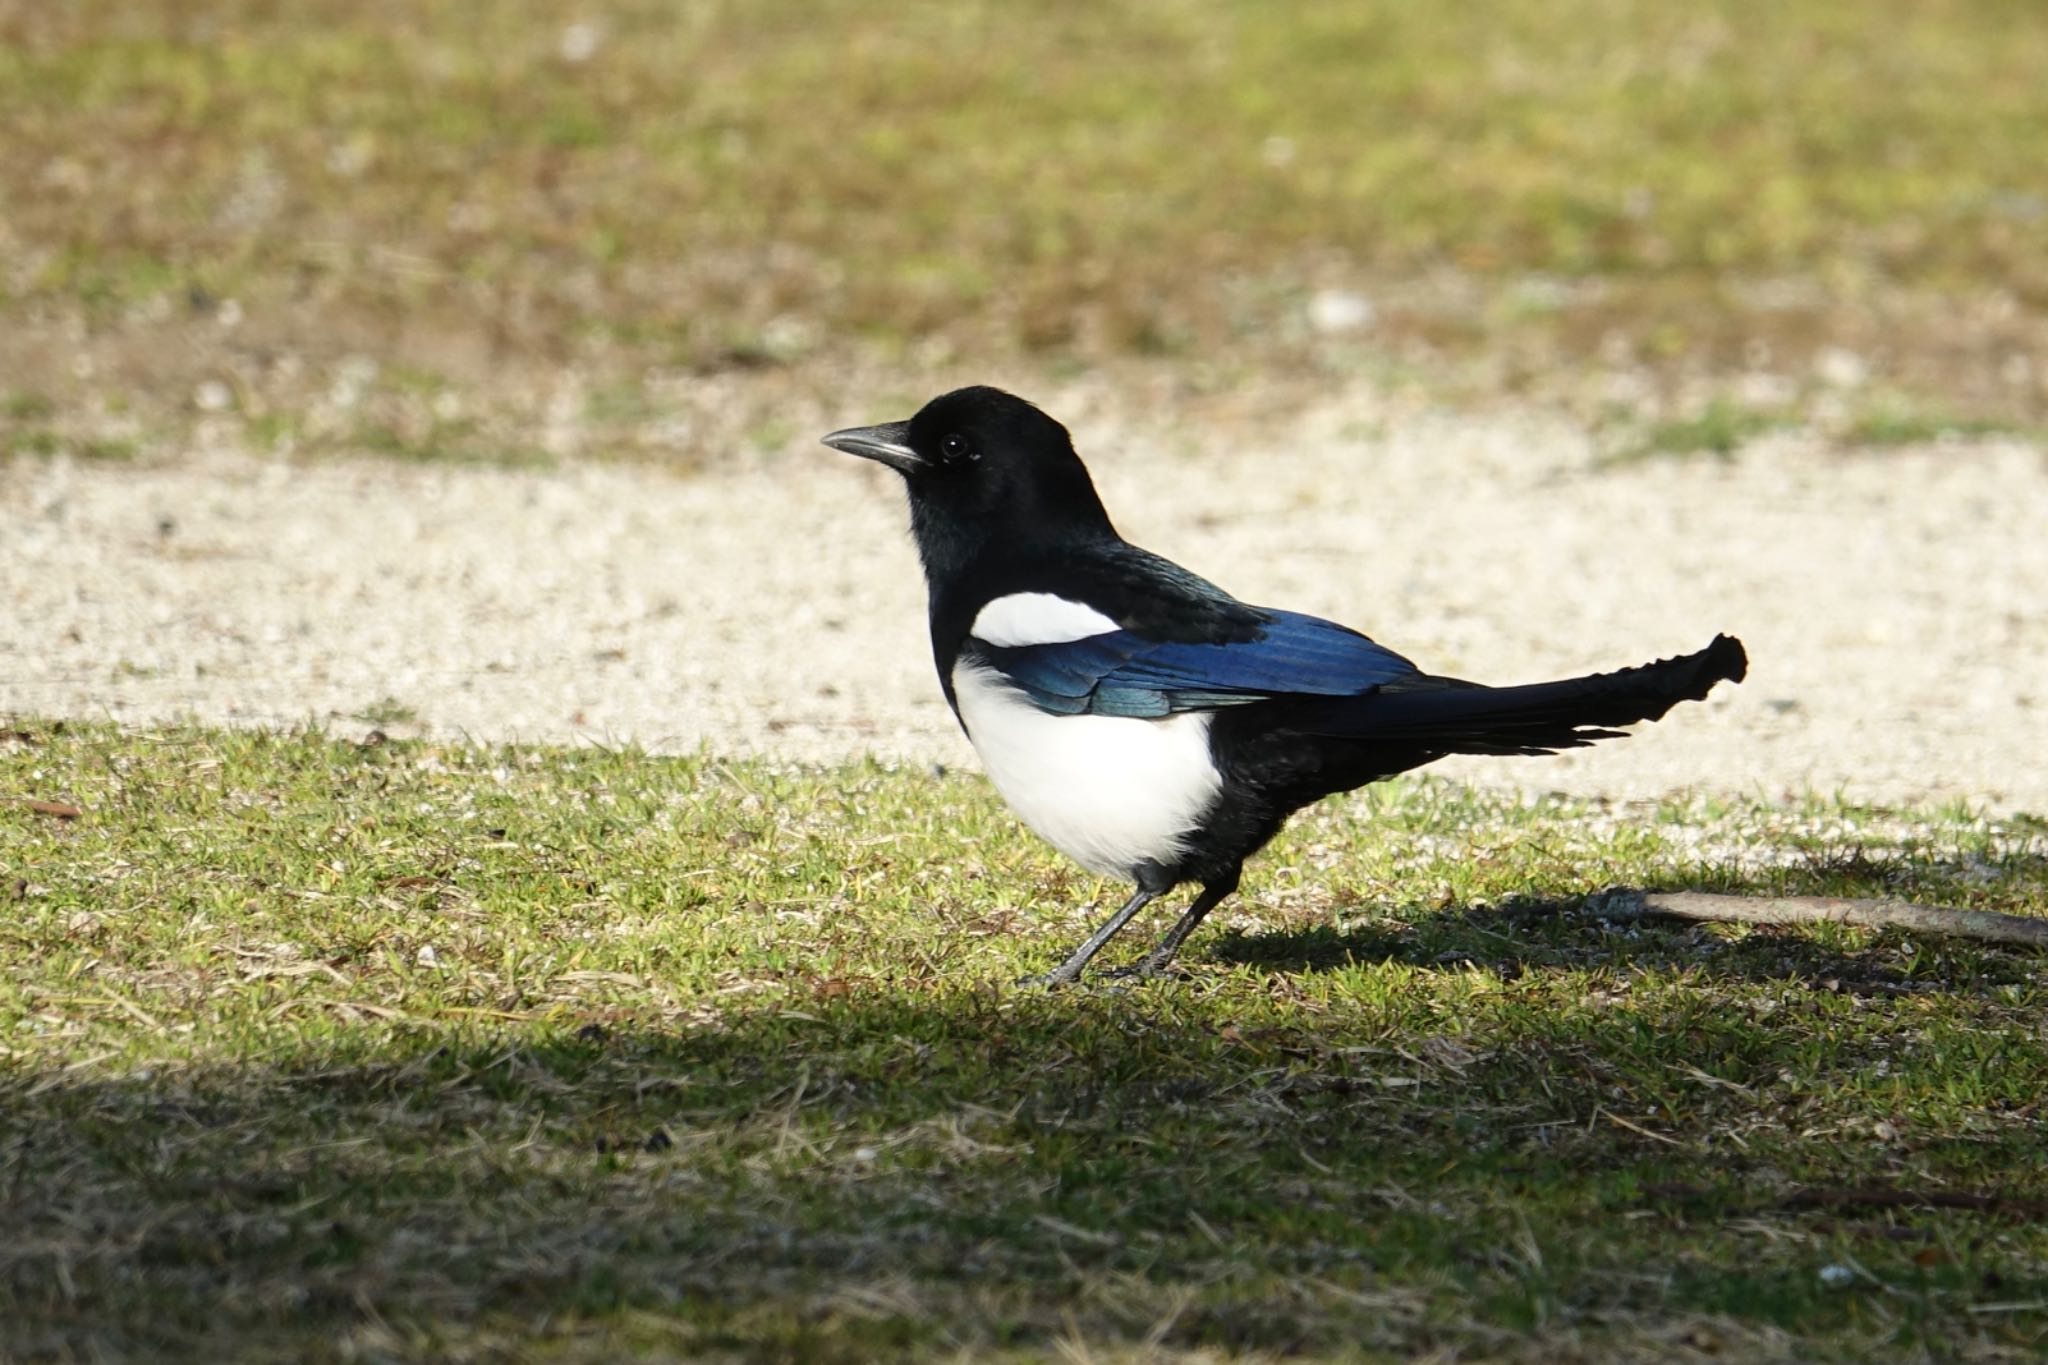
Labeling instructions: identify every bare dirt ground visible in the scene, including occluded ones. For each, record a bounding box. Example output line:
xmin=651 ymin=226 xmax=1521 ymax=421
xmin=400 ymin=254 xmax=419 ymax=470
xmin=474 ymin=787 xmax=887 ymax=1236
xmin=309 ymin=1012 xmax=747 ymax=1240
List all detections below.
xmin=6 ymin=380 xmax=2047 ymax=813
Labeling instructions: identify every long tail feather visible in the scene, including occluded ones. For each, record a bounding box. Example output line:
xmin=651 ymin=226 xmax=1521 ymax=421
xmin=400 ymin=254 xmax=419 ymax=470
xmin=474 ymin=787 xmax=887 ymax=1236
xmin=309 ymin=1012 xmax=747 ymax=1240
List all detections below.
xmin=1286 ymin=634 xmax=1747 ymax=756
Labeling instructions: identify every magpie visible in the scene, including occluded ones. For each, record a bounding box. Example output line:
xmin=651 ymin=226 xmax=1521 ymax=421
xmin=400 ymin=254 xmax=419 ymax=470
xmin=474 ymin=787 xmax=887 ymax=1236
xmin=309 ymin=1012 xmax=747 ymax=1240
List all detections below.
xmin=824 ymin=386 xmax=1747 ymax=986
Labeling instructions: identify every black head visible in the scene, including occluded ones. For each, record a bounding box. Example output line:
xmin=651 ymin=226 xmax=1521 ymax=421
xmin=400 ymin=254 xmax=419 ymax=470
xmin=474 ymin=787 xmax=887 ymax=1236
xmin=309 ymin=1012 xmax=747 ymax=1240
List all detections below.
xmin=823 ymin=386 xmax=1115 ymax=573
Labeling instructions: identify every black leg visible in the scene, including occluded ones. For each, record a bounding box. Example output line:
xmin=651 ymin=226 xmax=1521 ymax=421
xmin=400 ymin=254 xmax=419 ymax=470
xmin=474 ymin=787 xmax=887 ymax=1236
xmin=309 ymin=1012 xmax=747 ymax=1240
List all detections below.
xmin=1019 ymin=884 xmax=1158 ymax=988
xmin=1103 ymin=867 xmax=1242 ymax=981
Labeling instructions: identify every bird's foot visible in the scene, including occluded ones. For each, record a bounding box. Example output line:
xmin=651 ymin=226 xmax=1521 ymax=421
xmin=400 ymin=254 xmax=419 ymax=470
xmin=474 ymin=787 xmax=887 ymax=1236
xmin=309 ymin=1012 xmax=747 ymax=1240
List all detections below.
xmin=1098 ymin=954 xmax=1185 ymax=983
xmin=1014 ymin=966 xmax=1084 ymax=989
xmin=1016 ymin=963 xmax=1151 ymax=991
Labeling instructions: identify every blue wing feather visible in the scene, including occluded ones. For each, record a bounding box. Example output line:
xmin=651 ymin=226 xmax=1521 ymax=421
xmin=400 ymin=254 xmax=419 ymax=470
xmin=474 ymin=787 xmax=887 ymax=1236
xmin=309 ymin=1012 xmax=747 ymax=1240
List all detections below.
xmin=977 ymin=610 xmax=1421 ymax=718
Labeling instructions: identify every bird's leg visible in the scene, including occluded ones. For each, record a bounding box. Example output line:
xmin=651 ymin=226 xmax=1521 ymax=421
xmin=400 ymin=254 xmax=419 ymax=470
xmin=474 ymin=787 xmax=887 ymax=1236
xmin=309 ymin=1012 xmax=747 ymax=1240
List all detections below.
xmin=1018 ymin=884 xmax=1159 ymax=988
xmin=1102 ymin=868 xmax=1242 ymax=981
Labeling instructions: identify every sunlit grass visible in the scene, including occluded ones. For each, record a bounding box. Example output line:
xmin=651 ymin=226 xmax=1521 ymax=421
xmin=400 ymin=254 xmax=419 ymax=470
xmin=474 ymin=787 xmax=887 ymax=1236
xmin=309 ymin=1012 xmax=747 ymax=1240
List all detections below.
xmin=3 ymin=723 xmax=2045 ymax=1360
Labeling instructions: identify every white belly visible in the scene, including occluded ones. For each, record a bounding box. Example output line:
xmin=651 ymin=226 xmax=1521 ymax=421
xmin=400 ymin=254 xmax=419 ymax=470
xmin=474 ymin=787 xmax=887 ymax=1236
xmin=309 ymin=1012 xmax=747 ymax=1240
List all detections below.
xmin=951 ymin=660 xmax=1221 ymax=880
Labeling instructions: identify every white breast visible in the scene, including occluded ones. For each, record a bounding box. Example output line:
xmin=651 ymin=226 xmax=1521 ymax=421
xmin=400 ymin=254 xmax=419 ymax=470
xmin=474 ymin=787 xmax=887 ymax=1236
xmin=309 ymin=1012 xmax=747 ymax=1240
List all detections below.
xmin=950 ymin=659 xmax=1221 ymax=881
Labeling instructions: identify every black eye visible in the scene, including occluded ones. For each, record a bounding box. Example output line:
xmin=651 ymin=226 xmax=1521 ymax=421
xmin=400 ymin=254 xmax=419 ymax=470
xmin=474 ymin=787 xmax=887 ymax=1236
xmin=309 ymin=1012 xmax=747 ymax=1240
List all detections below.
xmin=940 ymin=433 xmax=975 ymax=462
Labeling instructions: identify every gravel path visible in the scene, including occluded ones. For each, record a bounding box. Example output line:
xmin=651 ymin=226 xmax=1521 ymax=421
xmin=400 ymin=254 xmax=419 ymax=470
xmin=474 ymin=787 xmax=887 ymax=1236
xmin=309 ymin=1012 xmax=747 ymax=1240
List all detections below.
xmin=7 ymin=392 xmax=2047 ymax=813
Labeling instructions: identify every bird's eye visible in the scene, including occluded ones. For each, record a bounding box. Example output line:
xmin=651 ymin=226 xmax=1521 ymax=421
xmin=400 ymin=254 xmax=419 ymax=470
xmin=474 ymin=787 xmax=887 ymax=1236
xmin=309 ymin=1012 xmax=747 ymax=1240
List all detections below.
xmin=940 ymin=433 xmax=975 ymax=462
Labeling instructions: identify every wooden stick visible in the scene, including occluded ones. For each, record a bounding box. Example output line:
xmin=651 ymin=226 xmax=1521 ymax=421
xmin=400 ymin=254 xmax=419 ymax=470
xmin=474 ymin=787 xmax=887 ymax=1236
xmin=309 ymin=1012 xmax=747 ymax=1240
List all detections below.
xmin=1588 ymin=889 xmax=2048 ymax=950
xmin=1642 ymin=1182 xmax=2048 ymax=1219
xmin=1779 ymin=1187 xmax=2048 ymax=1218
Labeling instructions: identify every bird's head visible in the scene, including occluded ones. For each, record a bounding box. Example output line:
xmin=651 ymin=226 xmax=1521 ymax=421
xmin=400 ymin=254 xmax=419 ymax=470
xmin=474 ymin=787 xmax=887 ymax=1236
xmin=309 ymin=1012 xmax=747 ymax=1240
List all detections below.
xmin=823 ymin=387 xmax=1114 ymax=574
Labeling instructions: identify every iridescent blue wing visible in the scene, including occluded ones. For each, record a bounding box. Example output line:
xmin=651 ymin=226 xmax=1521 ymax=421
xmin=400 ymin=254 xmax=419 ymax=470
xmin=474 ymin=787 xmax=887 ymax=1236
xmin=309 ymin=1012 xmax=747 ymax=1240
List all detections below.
xmin=975 ymin=609 xmax=1423 ymax=718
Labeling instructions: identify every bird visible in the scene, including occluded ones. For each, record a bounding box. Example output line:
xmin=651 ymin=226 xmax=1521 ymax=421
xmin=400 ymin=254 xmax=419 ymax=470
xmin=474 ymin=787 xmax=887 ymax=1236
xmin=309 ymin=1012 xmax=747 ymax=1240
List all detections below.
xmin=823 ymin=386 xmax=1746 ymax=986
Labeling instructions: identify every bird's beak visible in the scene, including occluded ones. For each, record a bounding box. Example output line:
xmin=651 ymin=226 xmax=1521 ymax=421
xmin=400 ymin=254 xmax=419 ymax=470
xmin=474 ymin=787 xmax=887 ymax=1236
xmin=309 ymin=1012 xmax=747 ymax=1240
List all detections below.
xmin=821 ymin=420 xmax=922 ymax=475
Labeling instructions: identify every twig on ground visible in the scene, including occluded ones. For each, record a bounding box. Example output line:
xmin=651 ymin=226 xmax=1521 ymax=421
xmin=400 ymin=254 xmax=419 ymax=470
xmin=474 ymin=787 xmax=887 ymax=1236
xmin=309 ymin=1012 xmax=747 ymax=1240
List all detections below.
xmin=1780 ymin=1188 xmax=2048 ymax=1219
xmin=1589 ymin=889 xmax=2048 ymax=950
xmin=1643 ymin=1183 xmax=2048 ymax=1220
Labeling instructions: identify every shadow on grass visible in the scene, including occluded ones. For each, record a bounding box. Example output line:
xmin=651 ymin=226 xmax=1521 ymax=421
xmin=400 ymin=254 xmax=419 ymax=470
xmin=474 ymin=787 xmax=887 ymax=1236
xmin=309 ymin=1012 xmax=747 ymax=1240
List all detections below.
xmin=7 ymin=891 xmax=2048 ymax=1364
xmin=1204 ymin=876 xmax=2043 ymax=1005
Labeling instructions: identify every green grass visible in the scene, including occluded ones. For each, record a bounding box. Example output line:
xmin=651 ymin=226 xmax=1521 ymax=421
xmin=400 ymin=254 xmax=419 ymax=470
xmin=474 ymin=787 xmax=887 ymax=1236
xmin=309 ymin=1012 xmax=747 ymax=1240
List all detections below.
xmin=7 ymin=1 xmax=2044 ymax=335
xmin=4 ymin=723 xmax=2046 ymax=1361
xmin=1602 ymin=397 xmax=1795 ymax=465
xmin=2 ymin=391 xmax=57 ymax=422
xmin=1839 ymin=402 xmax=2043 ymax=449
xmin=3 ymin=1 xmax=2048 ymax=456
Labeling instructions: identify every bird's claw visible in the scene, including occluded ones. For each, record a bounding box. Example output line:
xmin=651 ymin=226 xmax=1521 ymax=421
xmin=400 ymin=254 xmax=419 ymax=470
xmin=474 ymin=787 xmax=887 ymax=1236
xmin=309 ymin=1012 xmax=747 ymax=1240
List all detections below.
xmin=1015 ymin=965 xmax=1147 ymax=991
xmin=1015 ymin=953 xmax=1184 ymax=988
xmin=1098 ymin=957 xmax=1182 ymax=983
xmin=1014 ymin=968 xmax=1082 ymax=989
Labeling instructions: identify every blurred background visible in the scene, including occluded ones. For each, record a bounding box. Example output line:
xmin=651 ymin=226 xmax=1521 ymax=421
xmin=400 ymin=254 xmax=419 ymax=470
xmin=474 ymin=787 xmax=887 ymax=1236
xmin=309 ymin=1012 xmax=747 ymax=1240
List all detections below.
xmin=3 ymin=0 xmax=2046 ymax=464
xmin=5 ymin=1 xmax=2048 ymax=808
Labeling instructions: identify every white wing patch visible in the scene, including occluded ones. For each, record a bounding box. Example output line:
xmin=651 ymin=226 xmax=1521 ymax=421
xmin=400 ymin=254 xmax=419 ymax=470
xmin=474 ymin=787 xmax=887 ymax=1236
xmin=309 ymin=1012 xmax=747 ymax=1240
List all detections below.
xmin=951 ymin=660 xmax=1220 ymax=880
xmin=970 ymin=592 xmax=1120 ymax=648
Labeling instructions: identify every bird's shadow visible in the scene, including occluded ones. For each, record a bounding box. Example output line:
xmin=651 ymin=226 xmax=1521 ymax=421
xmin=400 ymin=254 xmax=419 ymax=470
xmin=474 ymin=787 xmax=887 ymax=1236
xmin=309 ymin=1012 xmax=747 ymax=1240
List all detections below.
xmin=1195 ymin=876 xmax=2042 ymax=1002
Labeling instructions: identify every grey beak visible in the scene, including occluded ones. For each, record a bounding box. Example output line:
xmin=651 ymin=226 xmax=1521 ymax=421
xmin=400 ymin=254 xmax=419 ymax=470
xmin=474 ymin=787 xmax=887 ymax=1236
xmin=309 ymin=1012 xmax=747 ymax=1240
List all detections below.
xmin=821 ymin=420 xmax=922 ymax=475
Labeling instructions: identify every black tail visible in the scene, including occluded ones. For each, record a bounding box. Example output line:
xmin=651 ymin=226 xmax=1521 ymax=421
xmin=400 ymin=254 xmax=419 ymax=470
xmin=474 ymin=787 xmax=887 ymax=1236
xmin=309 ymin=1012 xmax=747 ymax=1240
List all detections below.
xmin=1287 ymin=634 xmax=1747 ymax=756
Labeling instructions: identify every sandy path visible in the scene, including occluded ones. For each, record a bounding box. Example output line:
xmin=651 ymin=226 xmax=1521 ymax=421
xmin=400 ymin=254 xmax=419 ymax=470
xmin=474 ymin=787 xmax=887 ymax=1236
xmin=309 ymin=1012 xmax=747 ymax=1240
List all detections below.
xmin=5 ymin=391 xmax=2046 ymax=813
